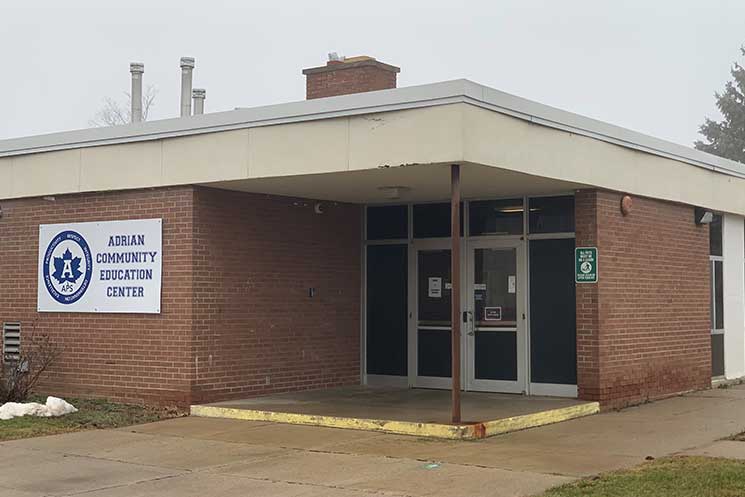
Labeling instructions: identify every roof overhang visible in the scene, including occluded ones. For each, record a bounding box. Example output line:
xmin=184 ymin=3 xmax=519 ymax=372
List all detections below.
xmin=1 ymin=80 xmax=744 ymax=215
xmin=2 ymin=79 xmax=744 ymax=179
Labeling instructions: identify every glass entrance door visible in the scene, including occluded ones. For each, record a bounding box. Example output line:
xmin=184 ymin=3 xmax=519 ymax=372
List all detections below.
xmin=413 ymin=244 xmax=462 ymax=389
xmin=466 ymin=241 xmax=526 ymax=393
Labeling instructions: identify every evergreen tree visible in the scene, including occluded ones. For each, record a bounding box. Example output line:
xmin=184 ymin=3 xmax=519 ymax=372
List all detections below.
xmin=695 ymin=47 xmax=745 ymax=163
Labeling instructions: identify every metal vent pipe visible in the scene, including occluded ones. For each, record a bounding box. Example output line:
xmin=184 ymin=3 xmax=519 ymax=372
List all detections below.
xmin=129 ymin=62 xmax=144 ymax=123
xmin=192 ymin=88 xmax=206 ymax=115
xmin=180 ymin=57 xmax=195 ymax=117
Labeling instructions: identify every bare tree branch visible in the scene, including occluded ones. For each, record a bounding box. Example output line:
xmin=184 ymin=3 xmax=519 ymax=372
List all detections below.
xmin=0 ymin=321 xmax=62 ymax=403
xmin=142 ymin=85 xmax=157 ymax=121
xmin=89 ymin=85 xmax=158 ymax=127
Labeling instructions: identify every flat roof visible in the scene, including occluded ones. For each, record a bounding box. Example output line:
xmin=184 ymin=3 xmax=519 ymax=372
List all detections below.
xmin=2 ymin=79 xmax=743 ymax=180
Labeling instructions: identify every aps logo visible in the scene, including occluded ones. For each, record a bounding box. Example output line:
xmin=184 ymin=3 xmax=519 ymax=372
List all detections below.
xmin=42 ymin=230 xmax=93 ymax=304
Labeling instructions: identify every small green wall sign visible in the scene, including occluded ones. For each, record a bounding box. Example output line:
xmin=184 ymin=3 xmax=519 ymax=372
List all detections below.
xmin=575 ymin=247 xmax=598 ymax=283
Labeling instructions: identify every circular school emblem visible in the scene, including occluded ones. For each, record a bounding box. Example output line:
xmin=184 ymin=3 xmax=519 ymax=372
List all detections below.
xmin=42 ymin=230 xmax=93 ymax=304
xmin=580 ymin=261 xmax=593 ymax=274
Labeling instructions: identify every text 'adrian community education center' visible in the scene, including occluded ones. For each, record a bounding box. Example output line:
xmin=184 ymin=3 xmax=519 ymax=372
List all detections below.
xmin=1 ymin=55 xmax=745 ymax=411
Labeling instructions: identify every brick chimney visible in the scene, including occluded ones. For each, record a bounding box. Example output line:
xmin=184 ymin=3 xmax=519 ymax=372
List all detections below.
xmin=302 ymin=55 xmax=400 ymax=100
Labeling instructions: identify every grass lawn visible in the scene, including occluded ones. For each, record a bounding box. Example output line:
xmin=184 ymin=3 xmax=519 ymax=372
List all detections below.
xmin=542 ymin=456 xmax=745 ymax=497
xmin=0 ymin=397 xmax=181 ymax=442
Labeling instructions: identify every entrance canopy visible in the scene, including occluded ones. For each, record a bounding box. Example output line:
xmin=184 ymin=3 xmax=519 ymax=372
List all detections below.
xmin=2 ymin=79 xmax=745 ymax=215
xmin=206 ymin=162 xmax=585 ymax=204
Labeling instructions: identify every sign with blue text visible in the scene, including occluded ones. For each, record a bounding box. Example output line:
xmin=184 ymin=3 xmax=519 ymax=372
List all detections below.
xmin=37 ymin=219 xmax=162 ymax=313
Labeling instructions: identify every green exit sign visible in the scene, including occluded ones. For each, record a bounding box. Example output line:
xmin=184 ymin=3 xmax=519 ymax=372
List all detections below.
xmin=575 ymin=247 xmax=598 ymax=283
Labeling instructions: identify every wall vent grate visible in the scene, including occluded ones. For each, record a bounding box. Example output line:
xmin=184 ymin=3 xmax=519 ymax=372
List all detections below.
xmin=3 ymin=322 xmax=21 ymax=362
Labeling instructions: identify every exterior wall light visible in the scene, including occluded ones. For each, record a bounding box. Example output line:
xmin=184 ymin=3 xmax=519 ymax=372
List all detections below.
xmin=620 ymin=195 xmax=633 ymax=216
xmin=695 ymin=207 xmax=714 ymax=225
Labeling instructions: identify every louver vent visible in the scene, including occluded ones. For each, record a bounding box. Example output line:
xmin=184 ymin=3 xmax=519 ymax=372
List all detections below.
xmin=3 ymin=322 xmax=20 ymax=362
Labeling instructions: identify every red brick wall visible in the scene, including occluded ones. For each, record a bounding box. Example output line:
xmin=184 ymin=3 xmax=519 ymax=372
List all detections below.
xmin=575 ymin=189 xmax=711 ymax=408
xmin=575 ymin=191 xmax=601 ymax=400
xmin=305 ymin=64 xmax=397 ymax=99
xmin=0 ymin=187 xmax=195 ymax=406
xmin=190 ymin=188 xmax=362 ymax=404
xmin=0 ymin=186 xmax=362 ymax=407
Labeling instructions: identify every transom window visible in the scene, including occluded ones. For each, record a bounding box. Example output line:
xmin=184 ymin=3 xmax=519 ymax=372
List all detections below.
xmin=364 ymin=195 xmax=575 ymax=241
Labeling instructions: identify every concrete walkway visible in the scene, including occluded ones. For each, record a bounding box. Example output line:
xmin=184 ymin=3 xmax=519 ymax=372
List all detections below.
xmin=3 ymin=385 xmax=745 ymax=496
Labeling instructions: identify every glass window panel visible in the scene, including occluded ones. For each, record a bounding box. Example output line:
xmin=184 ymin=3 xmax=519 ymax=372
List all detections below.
xmin=529 ymin=238 xmax=577 ymax=385
xmin=417 ymin=250 xmax=452 ymax=325
xmin=417 ymin=249 xmax=452 ymax=378
xmin=715 ymin=260 xmax=724 ymax=330
xmin=710 ymin=261 xmax=715 ymax=330
xmin=529 ymin=196 xmax=575 ymax=234
xmin=475 ymin=331 xmax=517 ymax=381
xmin=413 ymin=203 xmax=463 ymax=238
xmin=710 ymin=214 xmax=723 ymax=256
xmin=473 ymin=248 xmax=517 ymax=327
xmin=418 ymin=330 xmax=451 ymax=377
xmin=366 ymin=205 xmax=408 ymax=240
xmin=712 ymin=334 xmax=725 ymax=377
xmin=469 ymin=199 xmax=524 ymax=236
xmin=366 ymin=245 xmax=407 ymax=376
xmin=472 ymin=247 xmax=519 ymax=381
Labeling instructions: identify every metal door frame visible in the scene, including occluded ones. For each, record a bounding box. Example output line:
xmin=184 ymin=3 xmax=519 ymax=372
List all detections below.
xmin=465 ymin=237 xmax=528 ymax=393
xmin=409 ymin=238 xmax=467 ymax=389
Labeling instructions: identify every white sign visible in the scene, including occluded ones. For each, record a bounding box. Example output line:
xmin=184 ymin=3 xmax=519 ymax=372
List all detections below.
xmin=484 ymin=306 xmax=502 ymax=321
xmin=508 ymin=275 xmax=516 ymax=294
xmin=38 ymin=219 xmax=162 ymax=313
xmin=428 ymin=277 xmax=442 ymax=298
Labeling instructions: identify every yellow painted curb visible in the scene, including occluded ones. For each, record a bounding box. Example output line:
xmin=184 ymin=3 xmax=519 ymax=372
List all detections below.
xmin=481 ymin=401 xmax=600 ymax=437
xmin=190 ymin=401 xmax=600 ymax=440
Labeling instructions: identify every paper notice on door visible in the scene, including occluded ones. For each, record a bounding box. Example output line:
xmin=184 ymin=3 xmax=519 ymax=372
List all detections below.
xmin=508 ymin=275 xmax=516 ymax=294
xmin=474 ymin=283 xmax=487 ymax=291
xmin=428 ymin=277 xmax=442 ymax=298
xmin=485 ymin=306 xmax=502 ymax=321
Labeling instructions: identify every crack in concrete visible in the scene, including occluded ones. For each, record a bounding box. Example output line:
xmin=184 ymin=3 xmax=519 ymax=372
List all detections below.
xmin=57 ymin=474 xmax=185 ymax=497
xmin=221 ymin=472 xmax=417 ymax=497
xmin=119 ymin=428 xmax=589 ymax=478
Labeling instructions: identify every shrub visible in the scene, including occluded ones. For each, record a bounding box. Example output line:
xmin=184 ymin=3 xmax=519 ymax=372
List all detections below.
xmin=1 ymin=329 xmax=61 ymax=404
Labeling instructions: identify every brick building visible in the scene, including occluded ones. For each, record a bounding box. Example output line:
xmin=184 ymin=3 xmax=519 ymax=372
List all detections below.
xmin=1 ymin=56 xmax=744 ymax=410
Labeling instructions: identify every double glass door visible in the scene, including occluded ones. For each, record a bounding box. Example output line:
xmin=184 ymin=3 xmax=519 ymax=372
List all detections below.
xmin=412 ymin=240 xmax=526 ymax=393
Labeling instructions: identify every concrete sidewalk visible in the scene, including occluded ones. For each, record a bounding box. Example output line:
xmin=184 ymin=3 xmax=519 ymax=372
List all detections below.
xmin=3 ymin=385 xmax=745 ymax=496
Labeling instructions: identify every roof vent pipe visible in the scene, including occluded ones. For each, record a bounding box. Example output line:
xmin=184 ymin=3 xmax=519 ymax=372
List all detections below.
xmin=192 ymin=88 xmax=206 ymax=115
xmin=180 ymin=57 xmax=195 ymax=117
xmin=129 ymin=62 xmax=144 ymax=123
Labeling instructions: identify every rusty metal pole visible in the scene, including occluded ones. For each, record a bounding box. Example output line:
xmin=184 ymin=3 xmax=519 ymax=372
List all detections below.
xmin=451 ymin=164 xmax=461 ymax=424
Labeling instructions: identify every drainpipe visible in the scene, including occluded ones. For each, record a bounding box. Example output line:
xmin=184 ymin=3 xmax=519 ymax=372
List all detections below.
xmin=192 ymin=88 xmax=206 ymax=115
xmin=180 ymin=57 xmax=195 ymax=117
xmin=129 ymin=62 xmax=144 ymax=123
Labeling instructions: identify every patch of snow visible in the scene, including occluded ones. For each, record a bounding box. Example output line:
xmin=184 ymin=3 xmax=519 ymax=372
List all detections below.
xmin=0 ymin=396 xmax=78 ymax=420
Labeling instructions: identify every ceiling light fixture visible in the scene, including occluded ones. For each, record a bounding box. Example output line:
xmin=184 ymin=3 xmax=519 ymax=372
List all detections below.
xmin=377 ymin=186 xmax=411 ymax=200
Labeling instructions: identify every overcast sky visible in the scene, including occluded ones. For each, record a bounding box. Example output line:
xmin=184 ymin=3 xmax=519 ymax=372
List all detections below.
xmin=2 ymin=1 xmax=744 ymax=147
